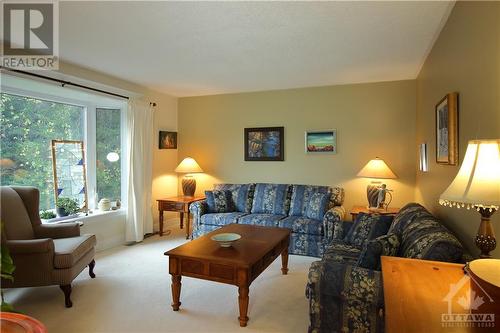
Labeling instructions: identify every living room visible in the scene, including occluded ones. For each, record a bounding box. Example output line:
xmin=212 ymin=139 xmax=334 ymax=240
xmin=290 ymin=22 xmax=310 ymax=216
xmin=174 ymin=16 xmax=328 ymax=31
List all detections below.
xmin=0 ymin=1 xmax=499 ymax=332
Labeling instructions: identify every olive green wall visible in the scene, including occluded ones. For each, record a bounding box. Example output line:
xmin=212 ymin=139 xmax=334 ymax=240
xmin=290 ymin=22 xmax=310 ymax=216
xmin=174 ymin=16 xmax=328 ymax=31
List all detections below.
xmin=178 ymin=80 xmax=417 ymax=218
xmin=415 ymin=1 xmax=500 ymax=258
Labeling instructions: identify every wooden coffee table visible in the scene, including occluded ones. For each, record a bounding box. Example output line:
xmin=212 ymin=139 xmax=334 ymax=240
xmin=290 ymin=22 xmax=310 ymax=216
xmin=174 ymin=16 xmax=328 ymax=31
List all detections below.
xmin=164 ymin=223 xmax=291 ymax=327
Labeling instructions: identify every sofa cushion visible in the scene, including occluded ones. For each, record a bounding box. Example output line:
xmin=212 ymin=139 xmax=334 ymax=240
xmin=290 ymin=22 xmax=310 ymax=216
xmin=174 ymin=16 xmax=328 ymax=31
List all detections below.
xmin=251 ymin=183 xmax=291 ymax=215
xmin=289 ymin=185 xmax=330 ymax=216
xmin=387 ymin=202 xmax=427 ymax=235
xmin=278 ymin=216 xmax=323 ymax=235
xmin=304 ymin=192 xmax=330 ymax=220
xmin=238 ymin=213 xmax=286 ymax=227
xmin=399 ymin=213 xmax=464 ymax=262
xmin=344 ymin=213 xmax=393 ymax=248
xmin=357 ymin=233 xmax=400 ymax=270
xmin=53 ymin=234 xmax=96 ymax=269
xmin=214 ymin=183 xmax=255 ymax=213
xmin=205 ymin=190 xmax=234 ymax=213
xmin=200 ymin=212 xmax=247 ymax=226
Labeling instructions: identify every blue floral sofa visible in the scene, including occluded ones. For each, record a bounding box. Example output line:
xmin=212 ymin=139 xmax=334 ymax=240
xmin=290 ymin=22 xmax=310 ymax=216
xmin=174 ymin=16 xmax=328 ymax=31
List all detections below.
xmin=306 ymin=203 xmax=468 ymax=333
xmin=190 ymin=183 xmax=345 ymax=257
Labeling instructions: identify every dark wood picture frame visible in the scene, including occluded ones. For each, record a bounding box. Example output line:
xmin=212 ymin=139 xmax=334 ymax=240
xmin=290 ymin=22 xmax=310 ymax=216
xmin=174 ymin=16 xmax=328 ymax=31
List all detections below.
xmin=244 ymin=127 xmax=284 ymax=161
xmin=435 ymin=92 xmax=459 ymax=165
xmin=159 ymin=131 xmax=177 ymax=149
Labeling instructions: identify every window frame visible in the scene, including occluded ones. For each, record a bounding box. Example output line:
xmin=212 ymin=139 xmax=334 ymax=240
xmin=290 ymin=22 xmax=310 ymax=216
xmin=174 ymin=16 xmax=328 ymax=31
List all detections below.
xmin=1 ymin=85 xmax=127 ymax=210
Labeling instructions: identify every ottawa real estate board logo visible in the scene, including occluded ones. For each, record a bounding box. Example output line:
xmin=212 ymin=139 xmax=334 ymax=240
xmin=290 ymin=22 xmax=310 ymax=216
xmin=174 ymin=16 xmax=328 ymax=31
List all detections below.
xmin=442 ymin=274 xmax=496 ymax=329
xmin=1 ymin=1 xmax=59 ymax=70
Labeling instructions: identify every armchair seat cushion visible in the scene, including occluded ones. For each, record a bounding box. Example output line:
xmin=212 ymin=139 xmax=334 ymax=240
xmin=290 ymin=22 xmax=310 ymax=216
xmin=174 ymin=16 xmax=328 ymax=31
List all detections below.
xmin=278 ymin=216 xmax=323 ymax=235
xmin=53 ymin=234 xmax=96 ymax=269
xmin=322 ymin=241 xmax=362 ymax=264
xmin=200 ymin=212 xmax=247 ymax=226
xmin=238 ymin=213 xmax=286 ymax=227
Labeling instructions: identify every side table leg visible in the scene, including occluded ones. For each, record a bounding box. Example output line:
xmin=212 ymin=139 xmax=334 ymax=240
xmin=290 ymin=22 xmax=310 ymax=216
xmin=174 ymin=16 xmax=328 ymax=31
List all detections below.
xmin=238 ymin=286 xmax=249 ymax=327
xmin=179 ymin=212 xmax=184 ymax=229
xmin=185 ymin=211 xmax=191 ymax=240
xmin=171 ymin=275 xmax=182 ymax=311
xmin=281 ymin=248 xmax=289 ymax=275
xmin=159 ymin=210 xmax=164 ymax=237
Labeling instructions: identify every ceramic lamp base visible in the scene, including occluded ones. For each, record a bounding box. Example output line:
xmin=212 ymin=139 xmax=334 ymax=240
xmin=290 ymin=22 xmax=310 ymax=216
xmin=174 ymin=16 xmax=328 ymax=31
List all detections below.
xmin=475 ymin=208 xmax=497 ymax=258
xmin=182 ymin=176 xmax=196 ymax=197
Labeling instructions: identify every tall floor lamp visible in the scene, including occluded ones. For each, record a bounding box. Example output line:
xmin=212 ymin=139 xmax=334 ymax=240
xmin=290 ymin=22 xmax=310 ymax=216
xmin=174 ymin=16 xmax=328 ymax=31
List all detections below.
xmin=439 ymin=139 xmax=500 ymax=258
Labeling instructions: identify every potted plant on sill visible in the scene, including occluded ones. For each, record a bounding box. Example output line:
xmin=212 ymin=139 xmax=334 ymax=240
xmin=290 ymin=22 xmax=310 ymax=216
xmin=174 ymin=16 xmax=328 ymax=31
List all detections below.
xmin=56 ymin=198 xmax=79 ymax=217
xmin=39 ymin=210 xmax=56 ymax=220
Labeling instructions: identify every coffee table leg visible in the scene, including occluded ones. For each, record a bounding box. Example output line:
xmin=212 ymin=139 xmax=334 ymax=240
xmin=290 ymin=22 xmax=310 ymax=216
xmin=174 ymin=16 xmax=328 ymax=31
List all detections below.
xmin=171 ymin=275 xmax=182 ymax=311
xmin=281 ymin=248 xmax=289 ymax=275
xmin=238 ymin=286 xmax=249 ymax=327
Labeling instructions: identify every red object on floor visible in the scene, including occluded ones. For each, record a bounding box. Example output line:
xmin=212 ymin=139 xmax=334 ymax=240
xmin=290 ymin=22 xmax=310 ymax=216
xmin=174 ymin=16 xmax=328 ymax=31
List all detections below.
xmin=0 ymin=312 xmax=47 ymax=333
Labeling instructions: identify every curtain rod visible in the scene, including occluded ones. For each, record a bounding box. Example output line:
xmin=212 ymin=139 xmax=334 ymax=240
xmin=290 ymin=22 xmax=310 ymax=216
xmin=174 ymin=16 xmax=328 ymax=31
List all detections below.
xmin=0 ymin=67 xmax=157 ymax=107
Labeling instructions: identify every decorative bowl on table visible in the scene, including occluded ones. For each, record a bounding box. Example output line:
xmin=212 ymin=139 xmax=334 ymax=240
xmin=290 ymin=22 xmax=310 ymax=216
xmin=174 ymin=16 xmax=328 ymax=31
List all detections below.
xmin=211 ymin=233 xmax=241 ymax=247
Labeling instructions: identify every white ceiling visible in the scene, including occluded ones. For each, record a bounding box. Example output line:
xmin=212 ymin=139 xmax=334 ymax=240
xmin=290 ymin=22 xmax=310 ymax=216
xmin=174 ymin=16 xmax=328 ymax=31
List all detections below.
xmin=60 ymin=1 xmax=454 ymax=97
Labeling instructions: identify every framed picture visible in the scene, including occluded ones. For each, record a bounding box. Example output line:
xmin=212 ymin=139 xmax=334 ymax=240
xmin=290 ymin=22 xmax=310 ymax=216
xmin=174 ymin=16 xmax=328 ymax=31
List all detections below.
xmin=305 ymin=130 xmax=337 ymax=154
xmin=159 ymin=131 xmax=177 ymax=149
xmin=244 ymin=127 xmax=284 ymax=161
xmin=435 ymin=93 xmax=458 ymax=165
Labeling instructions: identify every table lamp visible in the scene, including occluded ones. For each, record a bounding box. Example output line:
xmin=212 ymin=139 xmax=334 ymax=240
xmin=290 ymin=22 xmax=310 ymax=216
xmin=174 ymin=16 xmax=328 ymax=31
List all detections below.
xmin=439 ymin=139 xmax=500 ymax=258
xmin=175 ymin=157 xmax=203 ymax=197
xmin=357 ymin=157 xmax=397 ymax=209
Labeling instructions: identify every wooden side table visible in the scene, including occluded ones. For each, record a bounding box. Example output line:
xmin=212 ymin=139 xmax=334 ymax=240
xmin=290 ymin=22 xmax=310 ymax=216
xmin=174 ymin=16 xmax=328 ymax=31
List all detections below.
xmin=381 ymin=256 xmax=480 ymax=333
xmin=350 ymin=205 xmax=400 ymax=220
xmin=157 ymin=196 xmax=205 ymax=239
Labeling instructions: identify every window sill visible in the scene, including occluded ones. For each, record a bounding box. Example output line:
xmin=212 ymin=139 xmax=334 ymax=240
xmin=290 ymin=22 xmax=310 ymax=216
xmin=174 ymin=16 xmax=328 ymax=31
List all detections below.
xmin=42 ymin=208 xmax=126 ymax=225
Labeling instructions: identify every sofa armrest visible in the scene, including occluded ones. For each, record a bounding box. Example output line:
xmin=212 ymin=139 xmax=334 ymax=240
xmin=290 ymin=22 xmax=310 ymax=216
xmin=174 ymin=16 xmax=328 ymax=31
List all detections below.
xmin=306 ymin=260 xmax=384 ymax=333
xmin=323 ymin=206 xmax=346 ymax=242
xmin=34 ymin=223 xmax=80 ymax=239
xmin=190 ymin=200 xmax=208 ymax=228
xmin=7 ymin=238 xmax=54 ymax=254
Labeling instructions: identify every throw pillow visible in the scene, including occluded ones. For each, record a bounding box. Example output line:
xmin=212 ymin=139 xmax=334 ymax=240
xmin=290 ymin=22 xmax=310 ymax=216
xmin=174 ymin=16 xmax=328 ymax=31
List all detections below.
xmin=205 ymin=190 xmax=234 ymax=213
xmin=344 ymin=213 xmax=394 ymax=248
xmin=304 ymin=192 xmax=331 ymax=220
xmin=357 ymin=233 xmax=400 ymax=270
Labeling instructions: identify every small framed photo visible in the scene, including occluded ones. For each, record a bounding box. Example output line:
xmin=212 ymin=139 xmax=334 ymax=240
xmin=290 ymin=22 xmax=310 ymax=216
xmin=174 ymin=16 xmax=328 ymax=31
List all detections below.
xmin=305 ymin=130 xmax=337 ymax=154
xmin=435 ymin=93 xmax=458 ymax=165
xmin=244 ymin=127 xmax=284 ymax=161
xmin=159 ymin=131 xmax=177 ymax=149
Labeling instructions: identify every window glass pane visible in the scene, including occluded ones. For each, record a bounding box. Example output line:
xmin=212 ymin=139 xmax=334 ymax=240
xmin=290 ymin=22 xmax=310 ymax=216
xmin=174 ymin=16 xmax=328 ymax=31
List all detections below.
xmin=0 ymin=93 xmax=84 ymax=210
xmin=96 ymin=108 xmax=121 ymax=202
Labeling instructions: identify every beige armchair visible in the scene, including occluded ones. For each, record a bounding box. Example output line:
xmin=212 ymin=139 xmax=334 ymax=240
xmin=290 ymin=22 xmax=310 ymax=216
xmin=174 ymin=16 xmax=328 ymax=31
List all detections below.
xmin=0 ymin=186 xmax=96 ymax=307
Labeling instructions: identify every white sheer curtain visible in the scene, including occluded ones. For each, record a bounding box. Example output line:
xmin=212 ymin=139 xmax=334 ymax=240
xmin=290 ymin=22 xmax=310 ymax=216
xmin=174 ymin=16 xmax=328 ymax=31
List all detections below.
xmin=125 ymin=99 xmax=154 ymax=242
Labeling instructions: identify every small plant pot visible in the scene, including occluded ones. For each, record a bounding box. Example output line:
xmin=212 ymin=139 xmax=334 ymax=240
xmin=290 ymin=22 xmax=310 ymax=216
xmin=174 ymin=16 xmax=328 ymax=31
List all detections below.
xmin=56 ymin=207 xmax=68 ymax=217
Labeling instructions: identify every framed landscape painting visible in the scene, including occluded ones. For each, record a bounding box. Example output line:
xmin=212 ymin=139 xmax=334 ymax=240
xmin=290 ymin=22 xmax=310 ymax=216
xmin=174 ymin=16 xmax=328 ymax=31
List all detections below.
xmin=435 ymin=93 xmax=458 ymax=165
xmin=305 ymin=130 xmax=337 ymax=154
xmin=244 ymin=127 xmax=284 ymax=161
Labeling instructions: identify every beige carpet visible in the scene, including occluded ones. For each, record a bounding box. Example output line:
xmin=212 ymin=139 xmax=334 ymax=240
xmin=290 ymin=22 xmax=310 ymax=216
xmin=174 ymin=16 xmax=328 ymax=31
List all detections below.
xmin=4 ymin=227 xmax=317 ymax=333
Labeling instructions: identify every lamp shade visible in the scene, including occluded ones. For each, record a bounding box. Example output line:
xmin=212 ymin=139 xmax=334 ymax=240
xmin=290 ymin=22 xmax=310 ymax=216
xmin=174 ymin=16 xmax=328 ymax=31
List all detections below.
xmin=175 ymin=157 xmax=203 ymax=174
xmin=357 ymin=158 xmax=397 ymax=179
xmin=439 ymin=139 xmax=500 ymax=210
